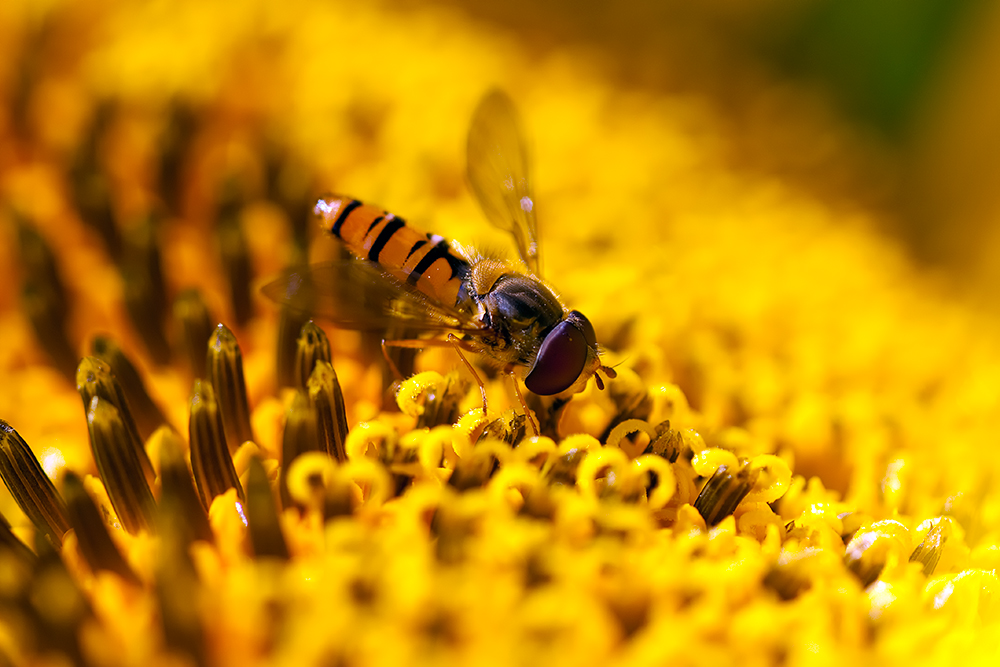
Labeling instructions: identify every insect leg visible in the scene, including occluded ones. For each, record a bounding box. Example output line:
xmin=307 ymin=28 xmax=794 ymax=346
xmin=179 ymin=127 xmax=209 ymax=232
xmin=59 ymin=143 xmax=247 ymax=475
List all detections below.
xmin=380 ymin=339 xmax=405 ymax=381
xmin=445 ymin=333 xmax=489 ymax=414
xmin=505 ymin=365 xmax=539 ymax=436
xmin=381 ymin=335 xmax=490 ymax=414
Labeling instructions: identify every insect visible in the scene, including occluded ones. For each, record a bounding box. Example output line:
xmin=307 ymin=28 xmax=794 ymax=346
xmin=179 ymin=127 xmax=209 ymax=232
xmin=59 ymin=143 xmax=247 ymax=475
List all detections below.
xmin=265 ymin=90 xmax=616 ymax=426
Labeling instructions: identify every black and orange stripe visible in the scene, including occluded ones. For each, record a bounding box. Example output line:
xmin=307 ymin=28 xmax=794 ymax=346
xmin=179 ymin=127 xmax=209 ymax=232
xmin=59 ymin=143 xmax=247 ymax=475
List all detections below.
xmin=314 ymin=196 xmax=471 ymax=310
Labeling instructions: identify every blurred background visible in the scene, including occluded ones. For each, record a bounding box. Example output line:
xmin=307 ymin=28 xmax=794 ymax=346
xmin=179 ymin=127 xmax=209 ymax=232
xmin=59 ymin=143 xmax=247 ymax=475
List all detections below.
xmin=4 ymin=0 xmax=1000 ymax=296
xmin=436 ymin=0 xmax=1000 ymax=290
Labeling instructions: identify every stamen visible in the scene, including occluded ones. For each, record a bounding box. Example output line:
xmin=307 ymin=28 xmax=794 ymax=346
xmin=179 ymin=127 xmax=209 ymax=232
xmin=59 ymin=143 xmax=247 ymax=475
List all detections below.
xmin=276 ymin=306 xmax=312 ymax=389
xmin=68 ymin=102 xmax=122 ymax=258
xmin=21 ymin=281 xmax=77 ymax=380
xmin=693 ymin=464 xmax=759 ymax=527
xmin=275 ymin=253 xmax=314 ymax=389
xmin=294 ymin=321 xmax=332 ymax=390
xmin=90 ymin=336 xmax=168 ymax=441
xmin=156 ymin=426 xmax=212 ymax=543
xmin=0 ymin=510 xmax=37 ymax=567
xmin=121 ymin=216 xmax=171 ymax=364
xmin=307 ymin=361 xmax=349 ymax=462
xmin=280 ymin=389 xmax=319 ymax=508
xmin=188 ymin=380 xmax=245 ymax=508
xmin=85 ymin=396 xmax=157 ymax=535
xmin=62 ymin=471 xmax=139 ymax=583
xmin=909 ymin=521 xmax=947 ymax=576
xmin=246 ymin=457 xmax=290 ymax=560
xmin=14 ymin=215 xmax=67 ymax=316
xmin=172 ymin=288 xmax=214 ymax=378
xmin=206 ymin=324 xmax=255 ymax=453
xmin=76 ymin=356 xmax=154 ymax=483
xmin=216 ymin=182 xmax=252 ymax=326
xmin=157 ymin=100 xmax=199 ymax=215
xmin=0 ymin=420 xmax=70 ymax=546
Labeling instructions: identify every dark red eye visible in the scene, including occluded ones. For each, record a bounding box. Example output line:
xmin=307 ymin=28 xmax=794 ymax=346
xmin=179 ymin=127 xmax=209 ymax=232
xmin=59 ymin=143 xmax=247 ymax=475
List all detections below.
xmin=568 ymin=310 xmax=596 ymax=347
xmin=525 ymin=319 xmax=589 ymax=395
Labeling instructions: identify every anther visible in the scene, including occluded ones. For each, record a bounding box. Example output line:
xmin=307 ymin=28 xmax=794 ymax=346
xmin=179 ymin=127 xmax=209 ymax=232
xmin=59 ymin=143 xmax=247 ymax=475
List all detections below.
xmin=280 ymin=390 xmax=319 ymax=508
xmin=206 ymin=324 xmax=255 ymax=453
xmin=693 ymin=464 xmax=759 ymax=527
xmin=156 ymin=426 xmax=213 ymax=543
xmin=246 ymin=457 xmax=289 ymax=560
xmin=216 ymin=182 xmax=252 ymax=326
xmin=0 ymin=510 xmax=37 ymax=571
xmin=121 ymin=216 xmax=171 ymax=364
xmin=909 ymin=521 xmax=947 ymax=576
xmin=62 ymin=471 xmax=139 ymax=583
xmin=157 ymin=100 xmax=199 ymax=215
xmin=188 ymin=380 xmax=245 ymax=508
xmin=14 ymin=215 xmax=67 ymax=315
xmin=21 ymin=281 xmax=77 ymax=380
xmin=85 ymin=396 xmax=157 ymax=534
xmin=307 ymin=361 xmax=349 ymax=462
xmin=294 ymin=321 xmax=332 ymax=390
xmin=90 ymin=336 xmax=168 ymax=441
xmin=0 ymin=420 xmax=70 ymax=547
xmin=172 ymin=289 xmax=214 ymax=378
xmin=76 ymin=356 xmax=154 ymax=483
xmin=68 ymin=102 xmax=122 ymax=258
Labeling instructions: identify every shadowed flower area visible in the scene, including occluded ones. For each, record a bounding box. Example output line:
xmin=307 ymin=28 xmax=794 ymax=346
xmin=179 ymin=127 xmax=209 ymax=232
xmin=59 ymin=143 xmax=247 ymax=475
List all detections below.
xmin=2 ymin=1 xmax=1000 ymax=666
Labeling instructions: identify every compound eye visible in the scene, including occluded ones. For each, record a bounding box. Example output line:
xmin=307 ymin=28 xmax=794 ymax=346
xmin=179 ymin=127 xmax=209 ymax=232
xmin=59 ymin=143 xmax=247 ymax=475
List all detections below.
xmin=568 ymin=310 xmax=597 ymax=347
xmin=525 ymin=319 xmax=589 ymax=395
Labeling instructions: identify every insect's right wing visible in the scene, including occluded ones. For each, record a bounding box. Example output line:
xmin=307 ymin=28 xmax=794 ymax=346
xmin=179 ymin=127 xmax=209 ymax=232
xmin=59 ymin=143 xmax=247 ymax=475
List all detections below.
xmin=467 ymin=89 xmax=540 ymax=275
xmin=262 ymin=260 xmax=477 ymax=334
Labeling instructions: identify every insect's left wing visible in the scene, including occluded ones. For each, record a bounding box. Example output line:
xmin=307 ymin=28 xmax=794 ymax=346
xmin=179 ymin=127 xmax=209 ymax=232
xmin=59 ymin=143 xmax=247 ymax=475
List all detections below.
xmin=467 ymin=89 xmax=540 ymax=275
xmin=262 ymin=260 xmax=476 ymax=334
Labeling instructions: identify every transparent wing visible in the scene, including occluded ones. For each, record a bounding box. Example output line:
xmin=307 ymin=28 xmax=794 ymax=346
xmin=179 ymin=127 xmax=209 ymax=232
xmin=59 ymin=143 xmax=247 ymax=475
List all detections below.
xmin=467 ymin=89 xmax=540 ymax=275
xmin=262 ymin=260 xmax=480 ymax=334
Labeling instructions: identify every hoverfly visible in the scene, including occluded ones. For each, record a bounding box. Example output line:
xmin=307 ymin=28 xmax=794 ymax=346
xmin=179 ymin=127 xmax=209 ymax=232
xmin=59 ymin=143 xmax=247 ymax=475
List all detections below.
xmin=264 ymin=90 xmax=616 ymax=428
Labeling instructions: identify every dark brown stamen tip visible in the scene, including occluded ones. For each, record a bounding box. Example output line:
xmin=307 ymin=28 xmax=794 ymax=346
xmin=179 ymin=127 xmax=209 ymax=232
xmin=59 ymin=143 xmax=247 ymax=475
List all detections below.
xmin=308 ymin=361 xmax=349 ymax=462
xmin=21 ymin=281 xmax=77 ymax=380
xmin=448 ymin=446 xmax=501 ymax=492
xmin=90 ymin=336 xmax=169 ymax=440
xmin=62 ymin=471 xmax=139 ymax=584
xmin=645 ymin=421 xmax=689 ymax=463
xmin=206 ymin=324 xmax=255 ymax=453
xmin=156 ymin=426 xmax=213 ymax=543
xmin=188 ymin=379 xmax=245 ymax=508
xmin=121 ymin=218 xmax=171 ymax=364
xmin=280 ymin=390 xmax=319 ymax=508
xmin=76 ymin=356 xmax=154 ymax=483
xmin=70 ymin=168 xmax=122 ymax=259
xmin=85 ymin=396 xmax=157 ymax=535
xmin=15 ymin=216 xmax=67 ymax=316
xmin=415 ymin=372 xmax=469 ymax=430
xmin=172 ymin=289 xmax=214 ymax=378
xmin=0 ymin=508 xmax=38 ymax=568
xmin=693 ymin=464 xmax=759 ymax=527
xmin=276 ymin=305 xmax=312 ymax=390
xmin=909 ymin=522 xmax=946 ymax=576
xmin=0 ymin=420 xmax=70 ymax=546
xmin=216 ymin=204 xmax=253 ymax=327
xmin=157 ymin=100 xmax=199 ymax=215
xmin=294 ymin=321 xmax=332 ymax=390
xmin=246 ymin=457 xmax=289 ymax=560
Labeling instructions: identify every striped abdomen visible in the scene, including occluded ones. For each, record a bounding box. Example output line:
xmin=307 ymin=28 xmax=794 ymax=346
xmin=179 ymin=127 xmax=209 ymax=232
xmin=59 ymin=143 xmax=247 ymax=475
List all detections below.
xmin=314 ymin=196 xmax=471 ymax=311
